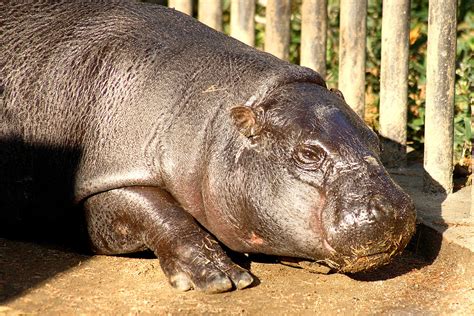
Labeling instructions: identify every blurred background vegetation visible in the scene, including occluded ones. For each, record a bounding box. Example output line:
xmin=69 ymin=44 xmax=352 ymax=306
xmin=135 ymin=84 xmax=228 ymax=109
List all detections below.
xmin=157 ymin=0 xmax=473 ymax=183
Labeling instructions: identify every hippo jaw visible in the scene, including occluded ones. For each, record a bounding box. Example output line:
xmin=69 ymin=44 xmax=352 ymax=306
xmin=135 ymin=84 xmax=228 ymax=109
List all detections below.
xmin=317 ymin=168 xmax=417 ymax=273
xmin=320 ymin=209 xmax=416 ymax=273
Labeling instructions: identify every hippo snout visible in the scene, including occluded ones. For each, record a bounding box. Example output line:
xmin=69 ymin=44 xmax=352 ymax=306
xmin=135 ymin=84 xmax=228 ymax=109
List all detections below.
xmin=321 ymin=191 xmax=416 ymax=273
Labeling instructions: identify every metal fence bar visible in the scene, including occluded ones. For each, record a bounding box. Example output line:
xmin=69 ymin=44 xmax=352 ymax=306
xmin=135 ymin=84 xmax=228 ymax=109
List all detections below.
xmin=264 ymin=0 xmax=291 ymax=61
xmin=338 ymin=0 xmax=367 ymax=118
xmin=471 ymin=181 xmax=473 ymax=217
xmin=198 ymin=0 xmax=222 ymax=32
xmin=300 ymin=0 xmax=327 ymax=76
xmin=168 ymin=0 xmax=193 ymax=15
xmin=230 ymin=0 xmax=256 ymax=46
xmin=379 ymin=0 xmax=410 ymax=167
xmin=423 ymin=0 xmax=457 ymax=193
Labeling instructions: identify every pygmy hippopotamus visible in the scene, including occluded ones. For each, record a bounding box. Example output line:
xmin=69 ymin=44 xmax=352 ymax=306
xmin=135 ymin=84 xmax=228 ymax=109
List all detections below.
xmin=0 ymin=1 xmax=416 ymax=293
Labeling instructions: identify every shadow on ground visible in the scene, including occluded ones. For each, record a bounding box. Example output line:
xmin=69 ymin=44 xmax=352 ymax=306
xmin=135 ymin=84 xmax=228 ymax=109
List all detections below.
xmin=0 ymin=138 xmax=452 ymax=303
xmin=0 ymin=239 xmax=91 ymax=303
xmin=0 ymin=139 xmax=91 ymax=303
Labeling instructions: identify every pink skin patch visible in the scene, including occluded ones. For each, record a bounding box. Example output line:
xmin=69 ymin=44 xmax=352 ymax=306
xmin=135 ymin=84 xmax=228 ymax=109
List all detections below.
xmin=323 ymin=238 xmax=337 ymax=253
xmin=249 ymin=232 xmax=265 ymax=245
xmin=309 ymin=193 xmax=337 ymax=254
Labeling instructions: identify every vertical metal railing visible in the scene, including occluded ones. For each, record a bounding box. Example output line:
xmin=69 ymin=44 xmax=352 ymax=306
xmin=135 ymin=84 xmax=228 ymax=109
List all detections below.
xmin=300 ymin=0 xmax=327 ymax=76
xmin=230 ymin=0 xmax=256 ymax=46
xmin=424 ymin=0 xmax=457 ymax=194
xmin=379 ymin=0 xmax=410 ymax=167
xmin=198 ymin=0 xmax=222 ymax=32
xmin=338 ymin=0 xmax=367 ymax=118
xmin=264 ymin=0 xmax=292 ymax=61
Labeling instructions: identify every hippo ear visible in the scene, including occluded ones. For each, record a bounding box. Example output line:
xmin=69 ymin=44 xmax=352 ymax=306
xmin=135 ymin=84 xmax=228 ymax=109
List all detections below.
xmin=230 ymin=106 xmax=263 ymax=137
xmin=330 ymin=88 xmax=345 ymax=101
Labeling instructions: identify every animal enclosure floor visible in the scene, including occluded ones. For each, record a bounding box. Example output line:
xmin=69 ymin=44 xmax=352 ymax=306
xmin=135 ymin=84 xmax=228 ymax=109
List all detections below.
xmin=0 ymin=238 xmax=473 ymax=315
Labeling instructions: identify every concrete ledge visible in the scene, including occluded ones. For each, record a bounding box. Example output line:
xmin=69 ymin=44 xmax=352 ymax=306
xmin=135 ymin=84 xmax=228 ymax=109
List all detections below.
xmin=390 ymin=165 xmax=473 ymax=274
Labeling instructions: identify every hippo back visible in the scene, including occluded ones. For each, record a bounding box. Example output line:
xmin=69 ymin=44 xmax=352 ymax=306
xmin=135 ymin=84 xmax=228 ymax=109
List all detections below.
xmin=0 ymin=1 xmax=324 ymax=234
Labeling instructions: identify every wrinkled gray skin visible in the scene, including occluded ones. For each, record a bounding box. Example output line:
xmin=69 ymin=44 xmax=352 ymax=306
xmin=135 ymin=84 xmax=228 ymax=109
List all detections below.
xmin=1 ymin=1 xmax=416 ymax=293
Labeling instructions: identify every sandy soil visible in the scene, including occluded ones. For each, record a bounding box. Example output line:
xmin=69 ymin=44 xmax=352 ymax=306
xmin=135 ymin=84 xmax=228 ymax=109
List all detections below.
xmin=0 ymin=238 xmax=473 ymax=315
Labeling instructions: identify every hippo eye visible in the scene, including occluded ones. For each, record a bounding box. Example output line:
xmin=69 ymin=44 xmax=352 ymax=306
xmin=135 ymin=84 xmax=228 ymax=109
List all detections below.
xmin=378 ymin=142 xmax=384 ymax=154
xmin=294 ymin=144 xmax=327 ymax=169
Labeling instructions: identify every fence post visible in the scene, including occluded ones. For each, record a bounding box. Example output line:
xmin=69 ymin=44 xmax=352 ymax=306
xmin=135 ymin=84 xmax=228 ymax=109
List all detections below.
xmin=230 ymin=0 xmax=255 ymax=46
xmin=471 ymin=180 xmax=473 ymax=218
xmin=168 ymin=0 xmax=193 ymax=15
xmin=300 ymin=0 xmax=327 ymax=76
xmin=264 ymin=0 xmax=291 ymax=61
xmin=423 ymin=0 xmax=457 ymax=194
xmin=338 ymin=0 xmax=367 ymax=118
xmin=198 ymin=0 xmax=223 ymax=32
xmin=379 ymin=0 xmax=410 ymax=167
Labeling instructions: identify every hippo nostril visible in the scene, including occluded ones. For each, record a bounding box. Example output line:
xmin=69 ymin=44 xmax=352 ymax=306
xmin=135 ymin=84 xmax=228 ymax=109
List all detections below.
xmin=322 ymin=192 xmax=416 ymax=273
xmin=368 ymin=195 xmax=391 ymax=220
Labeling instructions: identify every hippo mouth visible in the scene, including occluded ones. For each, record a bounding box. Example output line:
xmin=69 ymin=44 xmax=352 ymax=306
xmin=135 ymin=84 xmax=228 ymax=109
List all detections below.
xmin=315 ymin=189 xmax=417 ymax=274
xmin=321 ymin=223 xmax=415 ymax=273
xmin=280 ymin=250 xmax=395 ymax=274
xmin=281 ymin=225 xmax=414 ymax=274
xmin=324 ymin=249 xmax=395 ymax=273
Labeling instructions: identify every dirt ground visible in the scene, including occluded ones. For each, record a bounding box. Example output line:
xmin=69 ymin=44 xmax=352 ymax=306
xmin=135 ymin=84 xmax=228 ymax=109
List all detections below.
xmin=0 ymin=237 xmax=473 ymax=315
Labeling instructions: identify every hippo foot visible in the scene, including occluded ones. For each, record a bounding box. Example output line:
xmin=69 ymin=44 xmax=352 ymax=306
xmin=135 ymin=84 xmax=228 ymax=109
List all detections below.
xmin=83 ymin=186 xmax=253 ymax=293
xmin=158 ymin=235 xmax=253 ymax=293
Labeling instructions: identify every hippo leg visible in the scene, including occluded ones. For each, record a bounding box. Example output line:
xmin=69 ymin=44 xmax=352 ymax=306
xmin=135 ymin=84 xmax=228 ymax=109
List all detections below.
xmin=83 ymin=186 xmax=253 ymax=293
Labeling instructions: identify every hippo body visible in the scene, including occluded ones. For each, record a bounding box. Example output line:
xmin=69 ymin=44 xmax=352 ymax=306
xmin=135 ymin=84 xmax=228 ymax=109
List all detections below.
xmin=1 ymin=1 xmax=416 ymax=292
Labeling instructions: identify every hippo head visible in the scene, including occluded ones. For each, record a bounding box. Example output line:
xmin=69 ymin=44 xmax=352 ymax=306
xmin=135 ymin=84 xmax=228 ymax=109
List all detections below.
xmin=203 ymin=82 xmax=416 ymax=273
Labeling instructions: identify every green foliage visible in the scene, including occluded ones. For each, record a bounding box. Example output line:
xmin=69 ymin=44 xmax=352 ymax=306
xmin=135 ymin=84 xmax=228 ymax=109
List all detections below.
xmin=454 ymin=4 xmax=474 ymax=165
xmin=325 ymin=0 xmax=340 ymax=87
xmin=454 ymin=59 xmax=473 ymax=164
xmin=406 ymin=0 xmax=429 ymax=153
